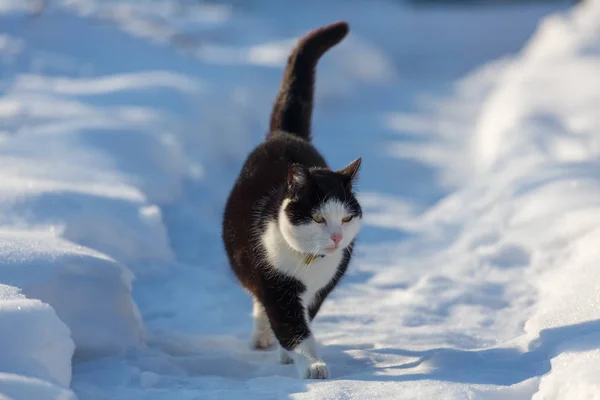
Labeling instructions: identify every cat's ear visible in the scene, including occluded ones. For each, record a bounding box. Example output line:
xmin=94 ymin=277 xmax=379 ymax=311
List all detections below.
xmin=337 ymin=157 xmax=361 ymax=186
xmin=287 ymin=164 xmax=309 ymax=193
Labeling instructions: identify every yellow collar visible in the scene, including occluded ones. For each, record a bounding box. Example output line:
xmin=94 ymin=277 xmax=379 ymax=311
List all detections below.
xmin=304 ymin=253 xmax=326 ymax=265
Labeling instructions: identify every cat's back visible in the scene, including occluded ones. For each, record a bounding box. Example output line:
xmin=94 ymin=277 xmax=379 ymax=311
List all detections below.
xmin=247 ymin=132 xmax=327 ymax=178
xmin=228 ymin=133 xmax=325 ymax=207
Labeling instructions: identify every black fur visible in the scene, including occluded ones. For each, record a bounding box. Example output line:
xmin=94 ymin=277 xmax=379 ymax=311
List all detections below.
xmin=222 ymin=21 xmax=361 ymax=353
xmin=269 ymin=21 xmax=350 ymax=141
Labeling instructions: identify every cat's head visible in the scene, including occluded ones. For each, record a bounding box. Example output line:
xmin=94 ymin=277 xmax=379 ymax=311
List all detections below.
xmin=279 ymin=158 xmax=362 ymax=256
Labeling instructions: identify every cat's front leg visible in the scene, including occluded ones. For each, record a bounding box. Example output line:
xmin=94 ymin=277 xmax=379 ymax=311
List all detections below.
xmin=261 ymin=288 xmax=329 ymax=379
xmin=279 ymin=346 xmax=294 ymax=364
xmin=283 ymin=335 xmax=329 ymax=379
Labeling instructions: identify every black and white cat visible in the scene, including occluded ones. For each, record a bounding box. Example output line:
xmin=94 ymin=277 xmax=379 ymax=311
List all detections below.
xmin=222 ymin=21 xmax=362 ymax=380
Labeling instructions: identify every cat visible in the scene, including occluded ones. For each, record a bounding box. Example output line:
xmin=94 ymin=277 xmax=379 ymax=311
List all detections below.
xmin=222 ymin=21 xmax=362 ymax=380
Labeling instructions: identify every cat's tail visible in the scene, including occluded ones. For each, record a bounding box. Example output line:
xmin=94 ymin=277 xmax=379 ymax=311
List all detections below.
xmin=268 ymin=21 xmax=349 ymax=141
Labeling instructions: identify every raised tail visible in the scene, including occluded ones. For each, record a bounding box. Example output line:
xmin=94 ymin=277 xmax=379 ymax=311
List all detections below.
xmin=268 ymin=21 xmax=349 ymax=141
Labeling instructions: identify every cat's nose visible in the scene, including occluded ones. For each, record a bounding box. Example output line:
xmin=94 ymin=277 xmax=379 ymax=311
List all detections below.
xmin=331 ymin=233 xmax=343 ymax=246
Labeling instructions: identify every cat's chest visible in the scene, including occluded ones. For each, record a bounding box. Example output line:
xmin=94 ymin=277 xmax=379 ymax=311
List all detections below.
xmin=293 ymin=254 xmax=341 ymax=301
xmin=269 ymin=244 xmax=341 ymax=289
xmin=262 ymin=223 xmax=342 ymax=302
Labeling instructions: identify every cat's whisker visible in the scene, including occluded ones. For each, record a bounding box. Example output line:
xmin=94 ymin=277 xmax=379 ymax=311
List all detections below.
xmin=290 ymin=243 xmax=313 ymax=276
xmin=292 ymin=243 xmax=319 ymax=278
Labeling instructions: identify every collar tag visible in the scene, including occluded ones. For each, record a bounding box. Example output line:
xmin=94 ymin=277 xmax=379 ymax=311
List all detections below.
xmin=304 ymin=254 xmax=325 ymax=265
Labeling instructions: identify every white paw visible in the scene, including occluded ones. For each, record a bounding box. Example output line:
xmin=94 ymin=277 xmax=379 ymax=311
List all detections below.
xmin=301 ymin=361 xmax=329 ymax=379
xmin=251 ymin=330 xmax=274 ymax=350
xmin=279 ymin=348 xmax=294 ymax=364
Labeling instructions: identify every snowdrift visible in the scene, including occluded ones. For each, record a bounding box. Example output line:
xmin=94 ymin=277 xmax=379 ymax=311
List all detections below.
xmin=362 ymin=1 xmax=600 ymax=398
xmin=0 ymin=286 xmax=73 ymax=388
xmin=1 ymin=6 xmax=197 ymax=397
xmin=1 ymin=0 xmax=599 ymax=399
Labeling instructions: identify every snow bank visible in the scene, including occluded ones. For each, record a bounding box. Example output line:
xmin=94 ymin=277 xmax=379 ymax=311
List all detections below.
xmin=533 ymin=347 xmax=600 ymax=400
xmin=0 ymin=373 xmax=76 ymax=400
xmin=0 ymin=60 xmax=201 ymax=397
xmin=0 ymin=285 xmax=75 ymax=399
xmin=471 ymin=0 xmax=600 ymax=176
xmin=470 ymin=0 xmax=600 ymax=343
xmin=0 ymin=232 xmax=144 ymax=359
xmin=0 ymin=67 xmax=183 ymax=362
xmin=0 ymin=63 xmax=206 ymax=275
xmin=0 ymin=288 xmax=73 ymax=386
xmin=378 ymin=1 xmax=600 ymax=397
xmin=0 ymin=6 xmax=204 ymax=397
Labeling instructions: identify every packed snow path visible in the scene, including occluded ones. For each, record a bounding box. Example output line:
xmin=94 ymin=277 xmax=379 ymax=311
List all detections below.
xmin=1 ymin=1 xmax=599 ymax=399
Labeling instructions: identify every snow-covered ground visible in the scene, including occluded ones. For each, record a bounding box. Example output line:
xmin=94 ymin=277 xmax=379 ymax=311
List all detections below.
xmin=1 ymin=0 xmax=599 ymax=399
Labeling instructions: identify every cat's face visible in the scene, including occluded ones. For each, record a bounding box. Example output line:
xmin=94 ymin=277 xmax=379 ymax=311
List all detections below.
xmin=279 ymin=158 xmax=362 ymax=256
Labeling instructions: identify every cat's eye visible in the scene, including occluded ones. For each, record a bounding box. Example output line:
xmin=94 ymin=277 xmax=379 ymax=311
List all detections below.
xmin=342 ymin=216 xmax=353 ymax=223
xmin=312 ymin=215 xmax=325 ymax=223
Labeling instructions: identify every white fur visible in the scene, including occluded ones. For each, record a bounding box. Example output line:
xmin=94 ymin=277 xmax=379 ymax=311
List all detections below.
xmin=279 ymin=347 xmax=294 ymax=364
xmin=265 ymin=198 xmax=361 ymax=309
xmin=258 ymin=197 xmax=361 ymax=378
xmin=251 ymin=298 xmax=274 ymax=349
xmin=279 ymin=198 xmax=361 ymax=257
xmin=262 ymin=219 xmax=343 ymax=308
xmin=285 ymin=335 xmax=329 ymax=379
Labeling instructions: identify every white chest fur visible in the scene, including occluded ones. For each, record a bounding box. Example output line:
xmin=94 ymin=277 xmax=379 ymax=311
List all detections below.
xmin=261 ymin=221 xmax=343 ymax=309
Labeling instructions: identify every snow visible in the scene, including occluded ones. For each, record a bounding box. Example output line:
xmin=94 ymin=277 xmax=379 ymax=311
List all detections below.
xmin=0 ymin=286 xmax=75 ymax=399
xmin=1 ymin=0 xmax=598 ymax=399
xmin=0 ymin=232 xmax=144 ymax=358
xmin=0 ymin=373 xmax=76 ymax=400
xmin=0 ymin=287 xmax=74 ymax=386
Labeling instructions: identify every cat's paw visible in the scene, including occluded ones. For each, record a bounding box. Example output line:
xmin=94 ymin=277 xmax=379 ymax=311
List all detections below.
xmin=279 ymin=348 xmax=294 ymax=364
xmin=301 ymin=361 xmax=329 ymax=379
xmin=251 ymin=330 xmax=274 ymax=350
